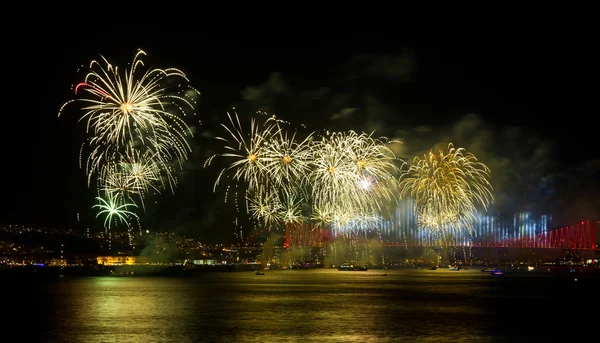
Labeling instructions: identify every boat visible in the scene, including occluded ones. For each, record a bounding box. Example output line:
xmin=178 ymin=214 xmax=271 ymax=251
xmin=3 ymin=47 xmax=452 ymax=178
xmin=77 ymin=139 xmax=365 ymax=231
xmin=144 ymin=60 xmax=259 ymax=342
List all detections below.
xmin=491 ymin=269 xmax=505 ymax=275
xmin=448 ymin=266 xmax=460 ymax=271
xmin=255 ymin=271 xmax=264 ymax=275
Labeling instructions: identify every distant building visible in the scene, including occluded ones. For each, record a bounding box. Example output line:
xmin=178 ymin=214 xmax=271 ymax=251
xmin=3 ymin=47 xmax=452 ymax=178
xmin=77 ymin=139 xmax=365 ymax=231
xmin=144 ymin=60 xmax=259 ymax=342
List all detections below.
xmin=191 ymin=259 xmax=216 ymax=265
xmin=48 ymin=259 xmax=67 ymax=266
xmin=96 ymin=256 xmax=149 ymax=265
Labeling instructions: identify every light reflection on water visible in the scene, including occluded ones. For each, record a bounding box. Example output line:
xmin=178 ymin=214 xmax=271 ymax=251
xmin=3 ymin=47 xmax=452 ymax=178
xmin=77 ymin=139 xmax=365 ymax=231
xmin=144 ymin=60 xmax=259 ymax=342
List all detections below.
xmin=3 ymin=268 xmax=596 ymax=342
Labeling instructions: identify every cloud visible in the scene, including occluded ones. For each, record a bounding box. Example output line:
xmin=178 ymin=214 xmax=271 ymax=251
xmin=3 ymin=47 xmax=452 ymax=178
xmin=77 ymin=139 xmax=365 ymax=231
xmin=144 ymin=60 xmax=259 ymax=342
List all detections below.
xmin=198 ymin=129 xmax=214 ymax=139
xmin=241 ymin=72 xmax=289 ymax=102
xmin=330 ymin=108 xmax=359 ymax=120
xmin=551 ymin=159 xmax=600 ymax=222
xmin=413 ymin=125 xmax=432 ymax=134
xmin=236 ymin=52 xmax=416 ymax=133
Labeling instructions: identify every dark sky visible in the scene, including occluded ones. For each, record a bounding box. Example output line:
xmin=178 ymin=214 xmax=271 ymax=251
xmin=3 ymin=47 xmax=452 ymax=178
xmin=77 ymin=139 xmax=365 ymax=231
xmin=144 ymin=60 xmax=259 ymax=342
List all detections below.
xmin=1 ymin=28 xmax=597 ymax=240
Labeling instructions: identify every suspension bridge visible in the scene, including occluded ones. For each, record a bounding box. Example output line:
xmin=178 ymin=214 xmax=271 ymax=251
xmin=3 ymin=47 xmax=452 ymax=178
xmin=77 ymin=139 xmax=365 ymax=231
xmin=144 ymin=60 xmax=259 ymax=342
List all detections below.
xmin=249 ymin=220 xmax=599 ymax=250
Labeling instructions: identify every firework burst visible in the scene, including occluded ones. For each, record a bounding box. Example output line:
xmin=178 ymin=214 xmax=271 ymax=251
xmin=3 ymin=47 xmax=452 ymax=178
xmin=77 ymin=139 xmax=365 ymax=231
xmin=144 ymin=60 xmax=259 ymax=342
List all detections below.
xmin=209 ymin=111 xmax=404 ymax=237
xmin=97 ymin=146 xmax=163 ymax=210
xmin=246 ymin=188 xmax=282 ymax=228
xmin=60 ymin=49 xmax=199 ymax=227
xmin=399 ymin=143 xmax=493 ymax=236
xmin=307 ymin=130 xmax=402 ymax=217
xmin=262 ymin=117 xmax=313 ymax=195
xmin=206 ymin=111 xmax=277 ymax=192
xmin=59 ymin=49 xmax=199 ymax=184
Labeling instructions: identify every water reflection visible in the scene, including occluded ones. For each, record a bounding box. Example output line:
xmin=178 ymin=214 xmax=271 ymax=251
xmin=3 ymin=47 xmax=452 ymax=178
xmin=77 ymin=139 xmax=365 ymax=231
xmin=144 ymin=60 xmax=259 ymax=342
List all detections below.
xmin=2 ymin=269 xmax=597 ymax=342
xmin=41 ymin=277 xmax=199 ymax=342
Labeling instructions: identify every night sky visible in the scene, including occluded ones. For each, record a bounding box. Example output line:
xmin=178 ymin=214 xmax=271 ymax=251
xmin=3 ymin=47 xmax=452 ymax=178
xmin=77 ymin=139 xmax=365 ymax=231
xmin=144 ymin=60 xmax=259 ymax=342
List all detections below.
xmin=2 ymin=29 xmax=597 ymax=240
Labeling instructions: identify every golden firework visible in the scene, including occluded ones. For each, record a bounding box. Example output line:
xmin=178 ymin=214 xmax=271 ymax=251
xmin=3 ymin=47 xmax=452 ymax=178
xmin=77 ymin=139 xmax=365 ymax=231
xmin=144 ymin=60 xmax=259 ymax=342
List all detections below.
xmin=60 ymin=49 xmax=199 ymax=188
xmin=208 ymin=113 xmax=404 ymax=234
xmin=399 ymin=143 xmax=493 ymax=236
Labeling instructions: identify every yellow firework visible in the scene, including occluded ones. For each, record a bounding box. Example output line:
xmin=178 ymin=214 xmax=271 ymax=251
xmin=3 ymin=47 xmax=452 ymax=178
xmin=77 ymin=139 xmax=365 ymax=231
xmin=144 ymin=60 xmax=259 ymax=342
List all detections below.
xmin=310 ymin=202 xmax=380 ymax=234
xmin=245 ymin=188 xmax=282 ymax=227
xmin=277 ymin=191 xmax=305 ymax=225
xmin=206 ymin=111 xmax=276 ymax=192
xmin=262 ymin=117 xmax=313 ymax=194
xmin=97 ymin=146 xmax=163 ymax=210
xmin=59 ymin=49 xmax=200 ymax=225
xmin=345 ymin=131 xmax=402 ymax=204
xmin=60 ymin=49 xmax=199 ymax=179
xmin=310 ymin=205 xmax=334 ymax=228
xmin=209 ymin=113 xmax=404 ymax=235
xmin=308 ymin=130 xmax=402 ymax=216
xmin=399 ymin=143 xmax=493 ymax=235
xmin=119 ymin=148 xmax=162 ymax=195
xmin=417 ymin=202 xmax=474 ymax=235
xmin=99 ymin=163 xmax=141 ymax=200
xmin=308 ymin=131 xmax=357 ymax=206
